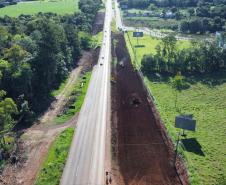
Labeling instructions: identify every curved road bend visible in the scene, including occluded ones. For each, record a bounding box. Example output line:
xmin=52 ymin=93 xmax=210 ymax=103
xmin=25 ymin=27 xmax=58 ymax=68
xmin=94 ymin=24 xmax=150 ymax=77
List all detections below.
xmin=60 ymin=0 xmax=112 ymax=184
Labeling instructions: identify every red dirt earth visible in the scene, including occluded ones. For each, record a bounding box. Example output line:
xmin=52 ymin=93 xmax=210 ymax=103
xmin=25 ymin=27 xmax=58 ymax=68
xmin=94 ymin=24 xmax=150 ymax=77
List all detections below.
xmin=111 ymin=33 xmax=188 ymax=185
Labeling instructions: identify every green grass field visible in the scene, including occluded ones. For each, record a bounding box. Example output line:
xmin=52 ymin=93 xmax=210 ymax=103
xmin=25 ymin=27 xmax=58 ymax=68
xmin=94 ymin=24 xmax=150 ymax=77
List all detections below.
xmin=125 ymin=31 xmax=190 ymax=68
xmin=35 ymin=128 xmax=74 ymax=185
xmin=125 ymin=33 xmax=226 ymax=185
xmin=0 ymin=0 xmax=79 ymax=17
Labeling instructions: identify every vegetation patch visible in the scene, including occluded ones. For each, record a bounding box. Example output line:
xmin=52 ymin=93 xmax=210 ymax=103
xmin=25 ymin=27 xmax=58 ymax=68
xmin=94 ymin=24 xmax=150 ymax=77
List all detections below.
xmin=111 ymin=18 xmax=118 ymax=33
xmin=92 ymin=31 xmax=104 ymax=48
xmin=55 ymin=72 xmax=92 ymax=124
xmin=0 ymin=0 xmax=79 ymax=17
xmin=125 ymin=31 xmax=190 ymax=68
xmin=119 ymin=0 xmax=226 ymax=34
xmin=125 ymin=32 xmax=226 ymax=185
xmin=0 ymin=0 xmax=101 ymax=180
xmin=35 ymin=127 xmax=74 ymax=185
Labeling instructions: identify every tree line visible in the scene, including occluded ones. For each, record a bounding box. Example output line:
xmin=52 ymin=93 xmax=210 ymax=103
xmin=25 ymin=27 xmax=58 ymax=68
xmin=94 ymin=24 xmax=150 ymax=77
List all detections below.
xmin=180 ymin=17 xmax=225 ymax=34
xmin=119 ymin=0 xmax=226 ymax=33
xmin=0 ymin=0 xmax=102 ymax=134
xmin=141 ymin=35 xmax=226 ymax=76
xmin=120 ymin=0 xmax=226 ymax=8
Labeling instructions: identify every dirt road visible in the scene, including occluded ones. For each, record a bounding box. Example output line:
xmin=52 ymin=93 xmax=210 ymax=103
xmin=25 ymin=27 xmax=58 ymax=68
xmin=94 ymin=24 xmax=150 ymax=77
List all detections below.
xmin=111 ymin=33 xmax=186 ymax=185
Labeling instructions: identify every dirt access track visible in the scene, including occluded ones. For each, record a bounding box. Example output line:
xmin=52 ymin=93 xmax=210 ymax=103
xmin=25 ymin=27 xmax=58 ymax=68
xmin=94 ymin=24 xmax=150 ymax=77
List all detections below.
xmin=111 ymin=33 xmax=188 ymax=185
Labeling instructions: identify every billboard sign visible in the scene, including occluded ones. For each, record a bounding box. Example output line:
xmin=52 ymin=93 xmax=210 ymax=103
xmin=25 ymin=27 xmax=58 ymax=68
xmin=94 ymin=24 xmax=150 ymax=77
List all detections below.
xmin=175 ymin=115 xmax=196 ymax=131
xmin=133 ymin=32 xmax=143 ymax=37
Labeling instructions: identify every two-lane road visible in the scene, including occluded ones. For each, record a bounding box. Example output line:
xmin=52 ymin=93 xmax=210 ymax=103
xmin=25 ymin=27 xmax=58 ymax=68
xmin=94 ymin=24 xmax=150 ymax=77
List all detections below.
xmin=60 ymin=0 xmax=112 ymax=184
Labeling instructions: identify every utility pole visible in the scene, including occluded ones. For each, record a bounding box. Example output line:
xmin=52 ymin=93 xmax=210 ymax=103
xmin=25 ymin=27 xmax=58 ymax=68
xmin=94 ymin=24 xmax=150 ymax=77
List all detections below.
xmin=136 ymin=27 xmax=139 ymax=46
xmin=174 ymin=131 xmax=181 ymax=165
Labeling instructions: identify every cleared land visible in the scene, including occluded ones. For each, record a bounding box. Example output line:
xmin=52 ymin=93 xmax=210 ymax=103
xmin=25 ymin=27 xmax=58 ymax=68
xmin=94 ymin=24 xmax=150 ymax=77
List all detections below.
xmin=125 ymin=32 xmax=226 ymax=185
xmin=0 ymin=0 xmax=79 ymax=17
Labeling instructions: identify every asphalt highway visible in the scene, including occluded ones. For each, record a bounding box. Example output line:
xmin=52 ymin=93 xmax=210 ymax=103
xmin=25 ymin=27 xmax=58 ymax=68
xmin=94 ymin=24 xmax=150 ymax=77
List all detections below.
xmin=60 ymin=0 xmax=112 ymax=184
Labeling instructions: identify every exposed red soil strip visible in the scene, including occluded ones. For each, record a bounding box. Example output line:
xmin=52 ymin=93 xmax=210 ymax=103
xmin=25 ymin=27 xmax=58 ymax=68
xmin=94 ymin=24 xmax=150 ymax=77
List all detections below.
xmin=111 ymin=33 xmax=188 ymax=185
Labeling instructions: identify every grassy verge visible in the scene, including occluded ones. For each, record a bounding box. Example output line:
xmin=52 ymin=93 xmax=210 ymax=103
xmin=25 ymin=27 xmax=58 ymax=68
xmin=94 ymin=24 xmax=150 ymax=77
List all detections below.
xmin=111 ymin=18 xmax=118 ymax=33
xmin=92 ymin=31 xmax=103 ymax=48
xmin=0 ymin=0 xmax=79 ymax=17
xmin=55 ymin=72 xmax=92 ymax=124
xmin=125 ymin=32 xmax=226 ymax=185
xmin=35 ymin=128 xmax=74 ymax=185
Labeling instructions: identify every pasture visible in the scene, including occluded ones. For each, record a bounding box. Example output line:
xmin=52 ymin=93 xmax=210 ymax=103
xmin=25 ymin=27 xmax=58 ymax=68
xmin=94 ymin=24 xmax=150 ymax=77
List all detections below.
xmin=0 ymin=0 xmax=79 ymax=17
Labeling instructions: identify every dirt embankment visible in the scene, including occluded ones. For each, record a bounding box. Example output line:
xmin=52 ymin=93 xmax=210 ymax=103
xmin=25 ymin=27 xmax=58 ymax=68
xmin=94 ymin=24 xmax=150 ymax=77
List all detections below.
xmin=111 ymin=33 xmax=189 ymax=185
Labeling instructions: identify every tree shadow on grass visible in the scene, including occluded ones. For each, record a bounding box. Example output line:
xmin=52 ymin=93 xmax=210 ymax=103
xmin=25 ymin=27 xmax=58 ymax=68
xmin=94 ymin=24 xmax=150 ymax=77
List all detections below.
xmin=135 ymin=45 xmax=145 ymax=48
xmin=184 ymin=71 xmax=226 ymax=87
xmin=181 ymin=138 xmax=205 ymax=156
xmin=146 ymin=73 xmax=171 ymax=83
xmin=144 ymin=71 xmax=226 ymax=89
xmin=13 ymin=95 xmax=55 ymax=131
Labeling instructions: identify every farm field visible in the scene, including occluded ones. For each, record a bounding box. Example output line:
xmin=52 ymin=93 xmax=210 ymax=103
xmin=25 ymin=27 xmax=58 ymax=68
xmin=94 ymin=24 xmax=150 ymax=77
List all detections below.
xmin=125 ymin=32 xmax=226 ymax=185
xmin=0 ymin=0 xmax=79 ymax=17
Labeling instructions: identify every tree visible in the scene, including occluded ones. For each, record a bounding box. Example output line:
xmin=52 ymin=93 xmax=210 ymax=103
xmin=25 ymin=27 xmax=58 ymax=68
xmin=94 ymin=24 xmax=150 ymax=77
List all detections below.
xmin=32 ymin=18 xmax=68 ymax=95
xmin=0 ymin=90 xmax=18 ymax=132
xmin=3 ymin=44 xmax=29 ymax=69
xmin=171 ymin=72 xmax=184 ymax=109
xmin=189 ymin=19 xmax=202 ymax=33
xmin=64 ymin=24 xmax=81 ymax=66
xmin=141 ymin=55 xmax=158 ymax=74
xmin=0 ymin=2 xmax=101 ymax=118
xmin=79 ymin=31 xmax=93 ymax=50
xmin=188 ymin=8 xmax=195 ymax=17
xmin=180 ymin=20 xmax=190 ymax=33
xmin=161 ymin=35 xmax=177 ymax=63
xmin=0 ymin=26 xmax=10 ymax=54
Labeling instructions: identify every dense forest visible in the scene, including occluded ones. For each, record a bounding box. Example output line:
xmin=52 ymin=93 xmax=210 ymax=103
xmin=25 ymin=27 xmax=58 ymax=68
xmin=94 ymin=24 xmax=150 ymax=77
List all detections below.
xmin=119 ymin=0 xmax=226 ymax=33
xmin=0 ymin=0 xmax=101 ymax=134
xmin=141 ymin=35 xmax=226 ymax=75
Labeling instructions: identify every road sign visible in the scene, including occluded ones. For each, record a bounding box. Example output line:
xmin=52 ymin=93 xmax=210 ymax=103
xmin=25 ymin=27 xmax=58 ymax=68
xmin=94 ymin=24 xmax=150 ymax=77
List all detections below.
xmin=175 ymin=115 xmax=196 ymax=131
xmin=133 ymin=32 xmax=143 ymax=37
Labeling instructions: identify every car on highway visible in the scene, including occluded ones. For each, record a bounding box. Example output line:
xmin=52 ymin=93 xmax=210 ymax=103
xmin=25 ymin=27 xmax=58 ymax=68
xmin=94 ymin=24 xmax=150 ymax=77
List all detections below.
xmin=119 ymin=61 xmax=125 ymax=68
